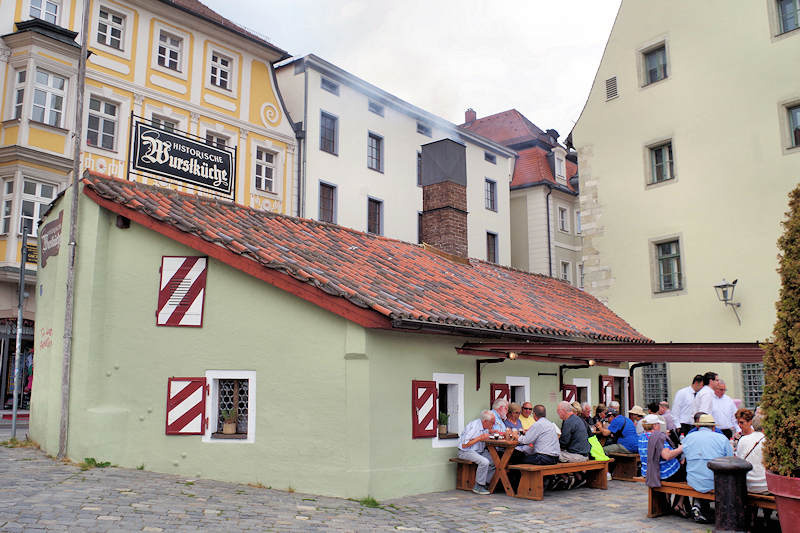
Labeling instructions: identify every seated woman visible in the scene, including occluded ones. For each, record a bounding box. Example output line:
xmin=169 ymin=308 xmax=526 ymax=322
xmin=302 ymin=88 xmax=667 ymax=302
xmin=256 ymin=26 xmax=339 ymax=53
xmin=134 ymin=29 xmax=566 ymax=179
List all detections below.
xmin=504 ymin=402 xmax=523 ymax=432
xmin=638 ymin=414 xmax=687 ymax=517
xmin=735 ymin=408 xmax=767 ymax=493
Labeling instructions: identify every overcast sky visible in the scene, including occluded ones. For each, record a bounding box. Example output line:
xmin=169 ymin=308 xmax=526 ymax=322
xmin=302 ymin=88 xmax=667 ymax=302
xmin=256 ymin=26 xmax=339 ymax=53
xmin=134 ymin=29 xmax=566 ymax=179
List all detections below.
xmin=202 ymin=0 xmax=621 ymax=139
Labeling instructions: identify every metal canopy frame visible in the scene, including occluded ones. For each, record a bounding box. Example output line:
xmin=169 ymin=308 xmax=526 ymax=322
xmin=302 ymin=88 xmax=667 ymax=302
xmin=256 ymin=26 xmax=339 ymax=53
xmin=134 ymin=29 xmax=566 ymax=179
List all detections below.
xmin=456 ymin=342 xmax=765 ymax=364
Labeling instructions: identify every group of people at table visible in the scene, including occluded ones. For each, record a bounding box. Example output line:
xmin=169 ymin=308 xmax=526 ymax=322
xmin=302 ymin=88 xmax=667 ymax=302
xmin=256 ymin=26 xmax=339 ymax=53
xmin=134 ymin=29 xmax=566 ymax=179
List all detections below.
xmin=457 ymin=371 xmax=768 ymax=525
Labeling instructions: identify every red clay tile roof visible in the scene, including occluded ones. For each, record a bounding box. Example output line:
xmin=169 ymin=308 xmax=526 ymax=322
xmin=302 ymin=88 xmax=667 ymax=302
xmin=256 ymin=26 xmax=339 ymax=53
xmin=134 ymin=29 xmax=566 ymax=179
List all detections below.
xmin=513 ymin=146 xmax=578 ymax=192
xmin=80 ymin=172 xmax=649 ymax=343
xmin=460 ymin=109 xmax=556 ymax=148
xmin=160 ymin=0 xmax=288 ymax=60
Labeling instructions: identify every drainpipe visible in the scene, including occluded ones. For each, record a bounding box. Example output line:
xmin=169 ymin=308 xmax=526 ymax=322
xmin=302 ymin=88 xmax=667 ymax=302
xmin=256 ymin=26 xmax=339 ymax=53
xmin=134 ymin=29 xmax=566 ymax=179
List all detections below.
xmin=628 ymin=362 xmax=652 ymax=409
xmin=545 ymin=185 xmax=553 ymax=276
xmin=299 ymin=63 xmax=309 ymax=218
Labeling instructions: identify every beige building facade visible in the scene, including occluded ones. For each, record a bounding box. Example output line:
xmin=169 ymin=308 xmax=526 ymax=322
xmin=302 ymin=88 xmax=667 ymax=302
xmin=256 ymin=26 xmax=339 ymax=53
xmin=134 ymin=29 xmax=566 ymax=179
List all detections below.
xmin=572 ymin=0 xmax=800 ymax=405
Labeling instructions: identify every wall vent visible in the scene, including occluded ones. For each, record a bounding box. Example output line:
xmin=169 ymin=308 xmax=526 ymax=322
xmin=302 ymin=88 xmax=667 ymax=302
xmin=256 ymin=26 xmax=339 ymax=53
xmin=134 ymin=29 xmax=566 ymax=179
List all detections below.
xmin=605 ymin=76 xmax=618 ymax=100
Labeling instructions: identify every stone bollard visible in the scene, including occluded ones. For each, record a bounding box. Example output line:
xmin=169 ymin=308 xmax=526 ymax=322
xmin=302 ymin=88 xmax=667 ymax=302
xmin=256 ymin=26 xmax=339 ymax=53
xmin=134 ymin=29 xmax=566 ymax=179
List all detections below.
xmin=708 ymin=456 xmax=753 ymax=533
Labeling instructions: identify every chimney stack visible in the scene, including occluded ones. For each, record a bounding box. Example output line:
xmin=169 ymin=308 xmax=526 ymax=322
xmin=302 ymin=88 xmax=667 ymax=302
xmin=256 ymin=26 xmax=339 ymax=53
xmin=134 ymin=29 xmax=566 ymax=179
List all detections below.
xmin=464 ymin=108 xmax=476 ymax=124
xmin=420 ymin=139 xmax=468 ymax=258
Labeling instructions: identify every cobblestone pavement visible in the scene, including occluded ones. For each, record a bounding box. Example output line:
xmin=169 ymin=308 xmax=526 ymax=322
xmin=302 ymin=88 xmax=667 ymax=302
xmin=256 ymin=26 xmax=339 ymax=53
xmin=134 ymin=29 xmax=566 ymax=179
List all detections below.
xmin=0 ymin=443 xmax=727 ymax=532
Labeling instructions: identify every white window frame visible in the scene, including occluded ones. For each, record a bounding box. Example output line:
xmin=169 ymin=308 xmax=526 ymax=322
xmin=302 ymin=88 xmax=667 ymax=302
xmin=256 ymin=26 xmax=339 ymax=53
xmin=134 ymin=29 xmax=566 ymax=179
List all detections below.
xmin=505 ymin=376 xmax=530 ymax=405
xmin=254 ymin=147 xmax=276 ymax=194
xmin=31 ymin=68 xmax=67 ymax=128
xmin=787 ymin=102 xmax=800 ymax=149
xmin=86 ymin=95 xmax=119 ymax=152
xmin=91 ymin=2 xmax=134 ymax=59
xmin=648 ymin=141 xmax=675 ymax=184
xmin=151 ymin=114 xmax=177 ymax=132
xmin=29 ymin=0 xmax=61 ymax=25
xmin=2 ymin=180 xmax=15 ymax=236
xmin=778 ymin=0 xmax=800 ymax=34
xmin=205 ymin=44 xmax=238 ymax=95
xmin=560 ymin=260 xmax=571 ymax=283
xmin=151 ymin=22 xmax=190 ymax=80
xmin=558 ymin=206 xmax=569 ymax=232
xmin=97 ymin=6 xmax=124 ymax=50
xmin=202 ymin=370 xmax=256 ymax=444
xmin=250 ymin=140 xmax=283 ymax=200
xmin=432 ymin=372 xmax=464 ymax=449
xmin=572 ymin=378 xmax=592 ymax=405
xmin=555 ymin=156 xmax=565 ymax=179
xmin=578 ymin=263 xmax=585 ymax=289
xmin=205 ymin=131 xmax=229 ymax=149
xmin=639 ymin=40 xmax=669 ymax=87
xmin=19 ymin=178 xmax=56 ymax=237
xmin=12 ymin=69 xmax=26 ymax=120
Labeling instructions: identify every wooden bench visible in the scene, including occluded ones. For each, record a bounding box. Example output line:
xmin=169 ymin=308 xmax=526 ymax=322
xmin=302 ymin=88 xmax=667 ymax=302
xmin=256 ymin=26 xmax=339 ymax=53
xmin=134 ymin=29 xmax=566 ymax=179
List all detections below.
xmin=608 ymin=452 xmax=640 ymax=481
xmin=508 ymin=460 xmax=610 ymax=500
xmin=646 ymin=481 xmax=777 ymax=518
xmin=449 ymin=457 xmax=477 ymax=491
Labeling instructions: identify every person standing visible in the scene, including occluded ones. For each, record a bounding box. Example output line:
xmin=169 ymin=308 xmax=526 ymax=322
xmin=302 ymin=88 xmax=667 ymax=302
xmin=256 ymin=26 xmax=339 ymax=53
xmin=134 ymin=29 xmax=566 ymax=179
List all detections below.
xmin=457 ymin=410 xmax=497 ymax=495
xmin=673 ymin=375 xmax=704 ymax=435
xmin=692 ymin=372 xmax=719 ymax=419
xmin=711 ymin=379 xmax=739 ymax=438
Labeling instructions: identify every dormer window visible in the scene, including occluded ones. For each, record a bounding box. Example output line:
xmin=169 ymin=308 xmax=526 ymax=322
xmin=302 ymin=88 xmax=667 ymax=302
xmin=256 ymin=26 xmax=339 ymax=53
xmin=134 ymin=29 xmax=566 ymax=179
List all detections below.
xmin=556 ymin=157 xmax=565 ymax=179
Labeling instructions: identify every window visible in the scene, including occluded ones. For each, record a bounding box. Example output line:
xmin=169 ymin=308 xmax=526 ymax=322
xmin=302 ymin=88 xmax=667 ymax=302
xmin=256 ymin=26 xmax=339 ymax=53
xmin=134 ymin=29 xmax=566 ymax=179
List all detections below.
xmin=560 ymin=261 xmax=571 ymax=282
xmin=779 ymin=0 xmax=800 ymax=33
xmin=368 ymin=101 xmax=384 ymax=116
xmin=205 ymin=132 xmax=227 ymax=149
xmin=642 ymin=363 xmax=668 ymax=406
xmin=556 ymin=157 xmax=565 ymax=179
xmin=2 ymin=182 xmax=14 ymax=234
xmin=97 ymin=7 xmax=124 ymax=50
xmin=157 ymin=31 xmax=182 ymax=71
xmin=13 ymin=70 xmax=26 ymax=120
xmin=484 ymin=179 xmax=497 ymax=211
xmin=204 ymin=370 xmax=255 ymax=443
xmin=650 ymin=142 xmax=674 ymax=183
xmin=644 ymin=45 xmax=668 ymax=85
xmin=30 ymin=0 xmax=59 ymax=24
xmin=656 ymin=240 xmax=682 ymax=291
xmin=416 ymin=151 xmax=422 ymax=186
xmin=741 ymin=363 xmax=764 ymax=409
xmin=319 ymin=111 xmax=337 ymax=154
xmin=151 ymin=116 xmax=177 ymax=132
xmin=486 ymin=232 xmax=498 ymax=263
xmin=367 ymin=132 xmax=383 ymax=172
xmin=485 ymin=152 xmax=496 ymax=164
xmin=20 ymin=179 xmax=55 ymax=236
xmin=367 ymin=198 xmax=382 ymax=235
xmin=319 ymin=182 xmax=336 ymax=223
xmin=432 ymin=372 xmax=464 ymax=447
xmin=558 ymin=206 xmax=569 ymax=232
xmin=32 ymin=69 xmax=66 ymax=128
xmin=320 ymin=77 xmax=339 ymax=95
xmin=209 ymin=52 xmax=232 ymax=90
xmin=254 ymin=148 xmax=275 ymax=193
xmin=416 ymin=122 xmax=431 ymax=137
xmin=578 ymin=264 xmax=584 ymax=289
xmin=417 ymin=212 xmax=423 ymax=244
xmin=789 ymin=105 xmax=800 ymax=147
xmin=576 ymin=210 xmax=582 ymax=234
xmin=87 ymin=96 xmax=117 ymax=150
xmin=605 ymin=76 xmax=618 ymax=100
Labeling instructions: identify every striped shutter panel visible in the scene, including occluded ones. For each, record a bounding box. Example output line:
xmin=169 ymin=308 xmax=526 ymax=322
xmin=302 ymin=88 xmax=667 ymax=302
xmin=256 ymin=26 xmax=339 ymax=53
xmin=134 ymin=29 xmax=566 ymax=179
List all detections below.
xmin=599 ymin=375 xmax=614 ymax=406
xmin=411 ymin=380 xmax=437 ymax=438
xmin=561 ymin=385 xmax=578 ymax=403
xmin=166 ymin=377 xmax=207 ymax=435
xmin=489 ymin=383 xmax=510 ymax=408
xmin=157 ymin=256 xmax=208 ymax=327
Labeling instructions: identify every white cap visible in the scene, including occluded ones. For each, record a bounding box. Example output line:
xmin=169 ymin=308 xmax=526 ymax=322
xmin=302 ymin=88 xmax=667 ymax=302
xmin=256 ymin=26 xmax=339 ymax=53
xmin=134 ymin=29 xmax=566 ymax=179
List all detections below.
xmin=643 ymin=414 xmax=661 ymax=424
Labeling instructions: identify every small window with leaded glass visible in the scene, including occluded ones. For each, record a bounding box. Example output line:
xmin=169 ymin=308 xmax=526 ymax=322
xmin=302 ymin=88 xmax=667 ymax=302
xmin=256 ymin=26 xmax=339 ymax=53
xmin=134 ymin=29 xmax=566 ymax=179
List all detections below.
xmin=204 ymin=371 xmax=255 ymax=442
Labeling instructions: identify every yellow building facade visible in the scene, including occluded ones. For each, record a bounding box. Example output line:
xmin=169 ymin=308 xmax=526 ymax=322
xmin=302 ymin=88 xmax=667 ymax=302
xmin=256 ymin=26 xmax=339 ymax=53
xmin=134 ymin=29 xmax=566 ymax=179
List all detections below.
xmin=0 ymin=0 xmax=297 ymax=407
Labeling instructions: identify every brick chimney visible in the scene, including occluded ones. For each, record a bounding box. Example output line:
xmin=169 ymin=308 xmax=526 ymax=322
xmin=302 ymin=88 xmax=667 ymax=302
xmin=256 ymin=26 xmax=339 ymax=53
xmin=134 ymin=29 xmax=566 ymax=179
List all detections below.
xmin=420 ymin=139 xmax=468 ymax=258
xmin=464 ymin=108 xmax=476 ymax=124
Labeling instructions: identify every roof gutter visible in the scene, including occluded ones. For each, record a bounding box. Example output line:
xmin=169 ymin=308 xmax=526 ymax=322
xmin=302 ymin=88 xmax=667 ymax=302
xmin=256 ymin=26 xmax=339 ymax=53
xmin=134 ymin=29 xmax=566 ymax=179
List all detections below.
xmin=390 ymin=318 xmax=596 ymax=344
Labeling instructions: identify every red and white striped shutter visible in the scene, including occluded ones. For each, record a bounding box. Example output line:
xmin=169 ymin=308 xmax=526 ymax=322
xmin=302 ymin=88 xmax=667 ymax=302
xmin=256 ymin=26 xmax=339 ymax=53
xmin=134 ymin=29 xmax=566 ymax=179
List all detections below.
xmin=561 ymin=385 xmax=578 ymax=403
xmin=166 ymin=377 xmax=206 ymax=435
xmin=411 ymin=380 xmax=437 ymax=438
xmin=489 ymin=383 xmax=510 ymax=408
xmin=599 ymin=375 xmax=614 ymax=405
xmin=157 ymin=256 xmax=208 ymax=327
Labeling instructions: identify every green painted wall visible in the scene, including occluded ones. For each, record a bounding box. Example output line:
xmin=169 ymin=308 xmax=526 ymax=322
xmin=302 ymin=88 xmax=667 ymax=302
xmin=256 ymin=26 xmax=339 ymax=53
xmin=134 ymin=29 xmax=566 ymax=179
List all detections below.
xmin=31 ymin=185 xmax=619 ymax=500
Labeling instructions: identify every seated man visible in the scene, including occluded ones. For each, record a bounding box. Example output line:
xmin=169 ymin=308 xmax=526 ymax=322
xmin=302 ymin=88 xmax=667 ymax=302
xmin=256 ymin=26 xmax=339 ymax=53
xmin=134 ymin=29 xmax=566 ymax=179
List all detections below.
xmin=516 ymin=404 xmax=560 ymax=465
xmin=490 ymin=398 xmax=509 ymax=433
xmin=683 ymin=413 xmax=733 ymax=524
xmin=557 ymin=400 xmax=591 ymax=462
xmin=457 ymin=410 xmax=497 ymax=495
xmin=519 ymin=402 xmax=536 ymax=431
xmin=598 ymin=408 xmax=638 ymax=454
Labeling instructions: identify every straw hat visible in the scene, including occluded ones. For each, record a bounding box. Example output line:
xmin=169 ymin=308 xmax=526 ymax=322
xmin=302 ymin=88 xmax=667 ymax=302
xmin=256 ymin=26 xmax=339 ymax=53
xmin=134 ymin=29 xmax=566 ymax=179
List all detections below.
xmin=696 ymin=414 xmax=716 ymax=426
xmin=629 ymin=405 xmax=646 ymax=417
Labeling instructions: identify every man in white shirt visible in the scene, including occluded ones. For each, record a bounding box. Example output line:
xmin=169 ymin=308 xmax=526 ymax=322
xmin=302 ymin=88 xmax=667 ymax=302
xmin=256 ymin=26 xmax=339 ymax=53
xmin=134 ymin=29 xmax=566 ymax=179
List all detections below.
xmin=673 ymin=374 xmax=704 ymax=435
xmin=457 ymin=410 xmax=496 ymax=495
xmin=692 ymin=371 xmax=719 ymax=419
xmin=711 ymin=379 xmax=740 ymax=438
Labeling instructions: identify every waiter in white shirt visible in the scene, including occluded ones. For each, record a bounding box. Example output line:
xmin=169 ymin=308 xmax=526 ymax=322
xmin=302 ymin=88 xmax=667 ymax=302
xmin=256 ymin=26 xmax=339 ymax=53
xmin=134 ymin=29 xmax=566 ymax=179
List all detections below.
xmin=673 ymin=374 xmax=704 ymax=435
xmin=692 ymin=371 xmax=719 ymax=419
xmin=711 ymin=379 xmax=740 ymax=438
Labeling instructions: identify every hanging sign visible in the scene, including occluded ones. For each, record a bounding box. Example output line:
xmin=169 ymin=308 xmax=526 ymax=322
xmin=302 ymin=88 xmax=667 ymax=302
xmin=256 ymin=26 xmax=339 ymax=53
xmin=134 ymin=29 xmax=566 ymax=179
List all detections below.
xmin=39 ymin=210 xmax=63 ymax=268
xmin=25 ymin=243 xmax=38 ymax=264
xmin=130 ymin=120 xmax=235 ymax=198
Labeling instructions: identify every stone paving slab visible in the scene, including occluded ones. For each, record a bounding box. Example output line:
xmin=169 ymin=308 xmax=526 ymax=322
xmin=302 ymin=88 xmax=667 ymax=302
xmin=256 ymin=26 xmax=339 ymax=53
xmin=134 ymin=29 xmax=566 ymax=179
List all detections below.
xmin=0 ymin=444 xmax=766 ymax=532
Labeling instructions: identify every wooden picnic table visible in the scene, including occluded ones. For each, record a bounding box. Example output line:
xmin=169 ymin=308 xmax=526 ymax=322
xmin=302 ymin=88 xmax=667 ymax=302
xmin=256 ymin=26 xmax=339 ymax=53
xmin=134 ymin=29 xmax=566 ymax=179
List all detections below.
xmin=486 ymin=438 xmax=519 ymax=497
